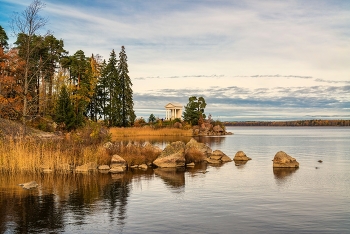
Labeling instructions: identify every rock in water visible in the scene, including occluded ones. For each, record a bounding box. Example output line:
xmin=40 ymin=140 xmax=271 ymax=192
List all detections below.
xmin=19 ymin=181 xmax=38 ymax=189
xmin=273 ymin=151 xmax=299 ymax=168
xmin=233 ymin=151 xmax=251 ymax=161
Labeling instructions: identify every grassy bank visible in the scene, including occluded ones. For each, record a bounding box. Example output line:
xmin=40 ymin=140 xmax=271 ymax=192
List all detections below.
xmin=110 ymin=127 xmax=193 ymax=139
xmin=0 ymin=120 xmax=195 ymax=173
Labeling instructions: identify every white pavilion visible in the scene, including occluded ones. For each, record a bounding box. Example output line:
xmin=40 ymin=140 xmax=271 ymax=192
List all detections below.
xmin=164 ymin=102 xmax=182 ymax=120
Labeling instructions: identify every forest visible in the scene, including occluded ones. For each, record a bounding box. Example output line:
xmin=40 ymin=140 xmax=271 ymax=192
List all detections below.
xmin=0 ymin=0 xmax=135 ymax=131
xmin=225 ymin=119 xmax=350 ymax=127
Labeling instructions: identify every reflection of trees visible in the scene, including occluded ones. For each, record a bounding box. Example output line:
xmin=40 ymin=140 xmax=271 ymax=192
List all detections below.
xmin=154 ymin=168 xmax=185 ymax=191
xmin=13 ymin=194 xmax=64 ymax=233
xmin=102 ymin=172 xmax=133 ymax=229
xmin=195 ymin=136 xmax=226 ymax=148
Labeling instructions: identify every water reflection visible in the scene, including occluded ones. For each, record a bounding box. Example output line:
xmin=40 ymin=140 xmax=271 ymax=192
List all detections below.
xmin=154 ymin=168 xmax=186 ymax=191
xmin=234 ymin=160 xmax=248 ymax=169
xmin=273 ymin=168 xmax=299 ymax=186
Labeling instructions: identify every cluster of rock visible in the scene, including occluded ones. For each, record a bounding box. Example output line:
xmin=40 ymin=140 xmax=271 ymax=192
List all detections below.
xmin=38 ymin=140 xmax=300 ymax=175
xmin=192 ymin=123 xmax=233 ymax=136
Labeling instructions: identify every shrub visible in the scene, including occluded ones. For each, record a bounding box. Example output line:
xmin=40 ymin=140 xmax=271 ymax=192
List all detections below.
xmin=185 ymin=148 xmax=205 ymax=163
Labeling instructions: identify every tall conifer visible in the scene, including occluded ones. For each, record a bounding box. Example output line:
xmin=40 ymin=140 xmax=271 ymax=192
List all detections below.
xmin=117 ymin=46 xmax=135 ymax=127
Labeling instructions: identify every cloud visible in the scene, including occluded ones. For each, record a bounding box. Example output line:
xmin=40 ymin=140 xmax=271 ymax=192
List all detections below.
xmin=315 ymin=78 xmax=350 ymax=84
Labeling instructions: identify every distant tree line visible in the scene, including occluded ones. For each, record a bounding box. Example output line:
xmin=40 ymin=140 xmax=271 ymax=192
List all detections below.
xmin=0 ymin=0 xmax=135 ymax=130
xmin=225 ymin=120 xmax=350 ymax=127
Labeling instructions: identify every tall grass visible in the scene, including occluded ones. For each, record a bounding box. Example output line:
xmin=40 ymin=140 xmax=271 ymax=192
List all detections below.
xmin=110 ymin=127 xmax=192 ymax=139
xmin=0 ymin=137 xmax=110 ymax=173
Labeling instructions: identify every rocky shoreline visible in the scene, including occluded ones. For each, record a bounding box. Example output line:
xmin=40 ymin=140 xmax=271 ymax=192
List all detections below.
xmin=33 ymin=138 xmax=298 ymax=175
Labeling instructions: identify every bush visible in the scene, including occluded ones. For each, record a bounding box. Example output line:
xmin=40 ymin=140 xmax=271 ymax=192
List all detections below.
xmin=185 ymin=148 xmax=205 ymax=163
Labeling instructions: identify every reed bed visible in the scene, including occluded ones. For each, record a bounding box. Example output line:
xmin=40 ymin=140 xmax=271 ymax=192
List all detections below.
xmin=0 ymin=137 xmax=110 ymax=174
xmin=110 ymin=127 xmax=193 ymax=139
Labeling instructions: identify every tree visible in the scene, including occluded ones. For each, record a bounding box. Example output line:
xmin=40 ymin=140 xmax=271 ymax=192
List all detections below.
xmin=148 ymin=113 xmax=156 ymax=123
xmin=0 ymin=26 xmax=9 ymax=49
xmin=54 ymin=85 xmax=76 ymax=131
xmin=117 ymin=46 xmax=135 ymax=127
xmin=10 ymin=0 xmax=48 ymax=124
xmin=182 ymin=96 xmax=207 ymax=125
xmin=98 ymin=49 xmax=120 ymax=126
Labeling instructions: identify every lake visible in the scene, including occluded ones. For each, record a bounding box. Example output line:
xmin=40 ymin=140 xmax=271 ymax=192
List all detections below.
xmin=1 ymin=127 xmax=349 ymax=233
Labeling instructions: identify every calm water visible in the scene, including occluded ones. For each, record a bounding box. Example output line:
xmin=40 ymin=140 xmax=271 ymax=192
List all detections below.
xmin=1 ymin=127 xmax=349 ymax=233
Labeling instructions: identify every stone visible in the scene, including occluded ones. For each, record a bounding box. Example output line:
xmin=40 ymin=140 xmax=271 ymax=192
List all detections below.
xmin=186 ymin=162 xmax=195 ymax=167
xmin=139 ymin=164 xmax=148 ymax=170
xmin=233 ymin=151 xmax=251 ymax=161
xmin=110 ymin=166 xmax=125 ymax=173
xmin=110 ymin=155 xmax=127 ymax=169
xmin=19 ymin=181 xmax=38 ymax=190
xmin=75 ymin=162 xmax=98 ymax=172
xmin=213 ymin=125 xmax=224 ymax=133
xmin=273 ymin=151 xmax=299 ymax=168
xmin=153 ymin=151 xmax=186 ymax=168
xmin=185 ymin=138 xmax=212 ymax=157
xmin=205 ymin=157 xmax=221 ymax=164
xmin=98 ymin=165 xmax=110 ymax=170
xmin=207 ymin=150 xmax=232 ymax=163
xmin=160 ymin=141 xmax=186 ymax=158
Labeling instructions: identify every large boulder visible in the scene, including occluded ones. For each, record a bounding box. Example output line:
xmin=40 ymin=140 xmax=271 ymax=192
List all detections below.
xmin=75 ymin=162 xmax=98 ymax=172
xmin=233 ymin=151 xmax=251 ymax=161
xmin=185 ymin=138 xmax=212 ymax=157
xmin=153 ymin=141 xmax=186 ymax=168
xmin=153 ymin=151 xmax=186 ymax=168
xmin=159 ymin=141 xmax=186 ymax=158
xmin=273 ymin=151 xmax=299 ymax=168
xmin=110 ymin=155 xmax=127 ymax=169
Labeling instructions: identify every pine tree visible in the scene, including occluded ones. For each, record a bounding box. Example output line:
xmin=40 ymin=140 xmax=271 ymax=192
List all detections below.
xmin=183 ymin=96 xmax=207 ymax=125
xmin=55 ymin=85 xmax=76 ymax=130
xmin=99 ymin=49 xmax=121 ymax=126
xmin=117 ymin=46 xmax=135 ymax=127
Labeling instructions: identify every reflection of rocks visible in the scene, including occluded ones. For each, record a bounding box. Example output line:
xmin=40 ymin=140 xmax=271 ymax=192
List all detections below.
xmin=75 ymin=162 xmax=98 ymax=172
xmin=234 ymin=160 xmax=248 ymax=167
xmin=153 ymin=141 xmax=186 ymax=168
xmin=154 ymin=168 xmax=185 ymax=188
xmin=273 ymin=151 xmax=299 ymax=168
xmin=273 ymin=167 xmax=299 ymax=179
xmin=233 ymin=151 xmax=251 ymax=161
xmin=19 ymin=181 xmax=38 ymax=189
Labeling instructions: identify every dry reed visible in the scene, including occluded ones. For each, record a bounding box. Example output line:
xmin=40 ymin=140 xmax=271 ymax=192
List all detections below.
xmin=110 ymin=127 xmax=192 ymax=139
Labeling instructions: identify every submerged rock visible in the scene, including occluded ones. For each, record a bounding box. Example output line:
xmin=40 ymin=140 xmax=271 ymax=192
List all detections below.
xmin=19 ymin=181 xmax=38 ymax=190
xmin=273 ymin=151 xmax=299 ymax=168
xmin=233 ymin=151 xmax=251 ymax=161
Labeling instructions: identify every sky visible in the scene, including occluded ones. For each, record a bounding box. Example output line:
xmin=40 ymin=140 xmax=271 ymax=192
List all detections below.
xmin=0 ymin=0 xmax=349 ymax=121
